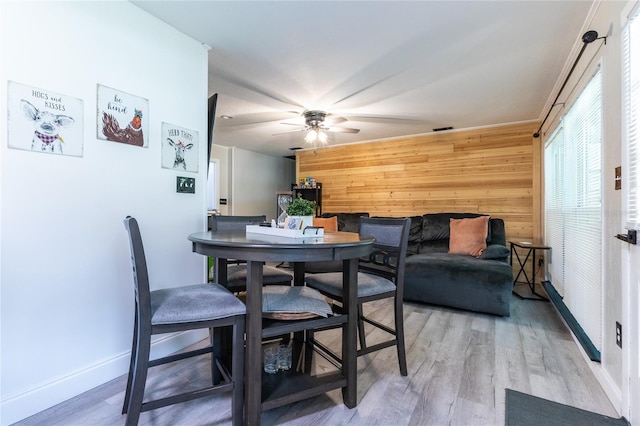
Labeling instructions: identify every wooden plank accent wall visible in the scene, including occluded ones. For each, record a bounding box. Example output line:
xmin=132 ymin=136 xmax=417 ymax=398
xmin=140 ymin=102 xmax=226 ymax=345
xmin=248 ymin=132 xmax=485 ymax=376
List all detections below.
xmin=296 ymin=122 xmax=540 ymax=243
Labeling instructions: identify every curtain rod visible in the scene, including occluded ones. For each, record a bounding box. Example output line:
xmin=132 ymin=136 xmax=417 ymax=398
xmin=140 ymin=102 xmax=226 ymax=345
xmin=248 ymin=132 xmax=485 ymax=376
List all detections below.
xmin=533 ymin=30 xmax=606 ymax=138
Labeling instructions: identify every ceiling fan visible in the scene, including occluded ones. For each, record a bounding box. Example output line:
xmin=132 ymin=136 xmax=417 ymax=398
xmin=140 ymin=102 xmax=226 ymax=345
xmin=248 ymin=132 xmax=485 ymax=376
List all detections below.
xmin=275 ymin=110 xmax=360 ymax=147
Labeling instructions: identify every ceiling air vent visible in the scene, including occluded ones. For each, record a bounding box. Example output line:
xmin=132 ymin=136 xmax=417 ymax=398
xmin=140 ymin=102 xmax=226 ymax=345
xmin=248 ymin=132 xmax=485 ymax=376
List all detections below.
xmin=285 ymin=147 xmax=302 ymax=160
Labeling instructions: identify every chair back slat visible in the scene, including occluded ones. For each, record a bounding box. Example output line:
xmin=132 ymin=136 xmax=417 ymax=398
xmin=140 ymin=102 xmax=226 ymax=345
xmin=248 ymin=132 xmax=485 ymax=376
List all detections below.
xmin=358 ymin=217 xmax=411 ymax=291
xmin=124 ymin=216 xmax=152 ymax=325
xmin=360 ymin=217 xmax=410 ymax=254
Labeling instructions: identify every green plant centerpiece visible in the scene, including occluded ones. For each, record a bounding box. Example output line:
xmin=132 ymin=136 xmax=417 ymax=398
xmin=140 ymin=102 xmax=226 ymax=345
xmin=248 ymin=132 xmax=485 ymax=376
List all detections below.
xmin=286 ymin=196 xmax=315 ymax=216
xmin=285 ymin=196 xmax=315 ymax=230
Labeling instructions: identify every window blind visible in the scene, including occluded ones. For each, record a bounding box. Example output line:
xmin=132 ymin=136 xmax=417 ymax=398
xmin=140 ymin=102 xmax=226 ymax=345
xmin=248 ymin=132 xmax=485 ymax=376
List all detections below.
xmin=624 ymin=6 xmax=640 ymax=230
xmin=545 ymin=126 xmax=565 ymax=295
xmin=544 ymin=66 xmax=603 ymax=351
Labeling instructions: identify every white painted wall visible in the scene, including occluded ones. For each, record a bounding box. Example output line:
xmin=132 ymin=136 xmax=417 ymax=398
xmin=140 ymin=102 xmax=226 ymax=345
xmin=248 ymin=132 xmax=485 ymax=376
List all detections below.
xmin=212 ymin=145 xmax=295 ymax=219
xmin=0 ymin=2 xmax=209 ymax=424
xmin=593 ymin=0 xmax=624 ymax=399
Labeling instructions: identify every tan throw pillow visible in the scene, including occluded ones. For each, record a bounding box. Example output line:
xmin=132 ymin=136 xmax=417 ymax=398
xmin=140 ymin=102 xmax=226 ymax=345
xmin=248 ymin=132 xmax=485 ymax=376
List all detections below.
xmin=448 ymin=216 xmax=489 ymax=257
xmin=313 ymin=216 xmax=338 ymax=232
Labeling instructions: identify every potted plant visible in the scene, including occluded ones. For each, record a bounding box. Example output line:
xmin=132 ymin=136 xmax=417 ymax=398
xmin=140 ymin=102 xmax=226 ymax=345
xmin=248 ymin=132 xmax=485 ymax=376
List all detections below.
xmin=285 ymin=196 xmax=315 ymax=229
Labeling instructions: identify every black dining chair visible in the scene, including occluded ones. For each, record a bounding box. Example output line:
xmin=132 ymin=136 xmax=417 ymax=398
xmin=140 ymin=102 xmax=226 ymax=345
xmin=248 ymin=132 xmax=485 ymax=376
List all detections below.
xmin=305 ymin=216 xmax=411 ymax=375
xmin=122 ymin=216 xmax=245 ymax=426
xmin=210 ymin=215 xmax=293 ymax=292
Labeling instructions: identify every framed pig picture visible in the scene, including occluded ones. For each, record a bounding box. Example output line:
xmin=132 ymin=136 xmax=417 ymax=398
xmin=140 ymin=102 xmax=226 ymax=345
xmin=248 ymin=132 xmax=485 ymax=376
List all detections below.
xmin=7 ymin=81 xmax=84 ymax=157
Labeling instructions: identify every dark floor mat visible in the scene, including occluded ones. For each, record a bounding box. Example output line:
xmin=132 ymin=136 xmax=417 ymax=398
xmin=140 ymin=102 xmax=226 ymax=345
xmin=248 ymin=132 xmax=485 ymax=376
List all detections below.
xmin=505 ymin=389 xmax=629 ymax=426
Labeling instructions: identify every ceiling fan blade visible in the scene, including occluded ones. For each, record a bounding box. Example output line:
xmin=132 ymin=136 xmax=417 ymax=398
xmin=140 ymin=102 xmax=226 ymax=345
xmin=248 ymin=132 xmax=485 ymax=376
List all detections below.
xmin=326 ymin=127 xmax=360 ymax=134
xmin=219 ymin=111 xmax=299 ymax=126
xmin=332 ymin=72 xmax=403 ymax=106
xmin=345 ymin=115 xmax=427 ymax=125
xmin=214 ymin=72 xmax=305 ymax=110
xmin=273 ymin=128 xmax=305 ymax=136
xmin=324 ymin=116 xmax=348 ymax=126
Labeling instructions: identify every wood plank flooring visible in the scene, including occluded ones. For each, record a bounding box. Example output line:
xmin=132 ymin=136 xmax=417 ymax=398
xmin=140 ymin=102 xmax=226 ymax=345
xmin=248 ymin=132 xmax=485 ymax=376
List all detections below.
xmin=13 ymin=295 xmax=618 ymax=425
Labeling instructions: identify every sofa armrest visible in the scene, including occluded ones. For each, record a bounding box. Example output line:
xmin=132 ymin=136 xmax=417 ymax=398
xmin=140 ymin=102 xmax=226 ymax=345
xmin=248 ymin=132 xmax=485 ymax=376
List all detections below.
xmin=480 ymin=244 xmax=510 ymax=261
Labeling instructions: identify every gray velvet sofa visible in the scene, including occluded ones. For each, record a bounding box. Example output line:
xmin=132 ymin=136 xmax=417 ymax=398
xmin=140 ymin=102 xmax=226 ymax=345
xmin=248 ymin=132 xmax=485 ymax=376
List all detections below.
xmin=310 ymin=212 xmax=513 ymax=317
xmin=403 ymin=213 xmax=513 ymax=316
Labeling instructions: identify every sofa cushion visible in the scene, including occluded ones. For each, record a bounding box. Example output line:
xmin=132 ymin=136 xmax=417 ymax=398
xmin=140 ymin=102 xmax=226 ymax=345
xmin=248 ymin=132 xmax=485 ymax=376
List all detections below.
xmin=421 ymin=212 xmax=491 ymax=242
xmin=419 ymin=239 xmax=449 ymax=254
xmin=420 ymin=213 xmax=496 ymax=254
xmin=422 ymin=213 xmax=452 ymax=241
xmin=407 ymin=215 xmax=423 ymax=255
xmin=448 ymin=216 xmax=489 ymax=257
xmin=487 ymin=218 xmax=506 ymax=246
xmin=321 ymin=212 xmax=369 ymax=232
xmin=404 ymin=253 xmax=513 ymax=316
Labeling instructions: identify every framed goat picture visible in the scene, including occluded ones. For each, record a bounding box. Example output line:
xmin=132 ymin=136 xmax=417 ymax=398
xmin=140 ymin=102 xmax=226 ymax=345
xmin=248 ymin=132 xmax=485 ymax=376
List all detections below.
xmin=96 ymin=84 xmax=149 ymax=147
xmin=7 ymin=81 xmax=84 ymax=157
xmin=161 ymin=122 xmax=199 ymax=173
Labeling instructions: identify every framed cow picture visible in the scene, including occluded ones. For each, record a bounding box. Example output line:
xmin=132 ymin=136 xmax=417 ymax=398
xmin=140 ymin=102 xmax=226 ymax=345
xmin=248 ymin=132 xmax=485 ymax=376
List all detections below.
xmin=161 ymin=122 xmax=199 ymax=173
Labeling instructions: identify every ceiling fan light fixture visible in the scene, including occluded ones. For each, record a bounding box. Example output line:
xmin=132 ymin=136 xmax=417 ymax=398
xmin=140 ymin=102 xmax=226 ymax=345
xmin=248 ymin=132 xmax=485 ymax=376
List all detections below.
xmin=304 ymin=126 xmax=328 ymax=149
xmin=305 ymin=129 xmax=318 ymax=143
xmin=273 ymin=109 xmax=358 ymax=149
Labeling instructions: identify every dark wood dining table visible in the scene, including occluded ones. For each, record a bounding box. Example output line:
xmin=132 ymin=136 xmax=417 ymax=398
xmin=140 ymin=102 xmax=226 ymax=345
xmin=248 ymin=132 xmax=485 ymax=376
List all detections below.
xmin=188 ymin=229 xmax=374 ymax=425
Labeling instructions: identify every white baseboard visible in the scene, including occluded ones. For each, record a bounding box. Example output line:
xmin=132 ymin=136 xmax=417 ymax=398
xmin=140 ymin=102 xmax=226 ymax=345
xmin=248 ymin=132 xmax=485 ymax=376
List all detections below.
xmin=549 ymin=303 xmax=623 ymax=416
xmin=0 ymin=329 xmax=207 ymax=426
xmin=592 ymin=363 xmax=623 ymax=415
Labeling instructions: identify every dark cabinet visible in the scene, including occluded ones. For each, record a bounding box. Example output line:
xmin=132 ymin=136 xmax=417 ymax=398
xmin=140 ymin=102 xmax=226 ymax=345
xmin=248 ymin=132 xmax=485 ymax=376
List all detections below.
xmin=292 ymin=183 xmax=322 ymax=216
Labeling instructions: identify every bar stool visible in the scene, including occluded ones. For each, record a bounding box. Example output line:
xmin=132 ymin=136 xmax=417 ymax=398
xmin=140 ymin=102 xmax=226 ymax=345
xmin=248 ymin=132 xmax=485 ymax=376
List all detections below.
xmin=122 ymin=216 xmax=245 ymax=425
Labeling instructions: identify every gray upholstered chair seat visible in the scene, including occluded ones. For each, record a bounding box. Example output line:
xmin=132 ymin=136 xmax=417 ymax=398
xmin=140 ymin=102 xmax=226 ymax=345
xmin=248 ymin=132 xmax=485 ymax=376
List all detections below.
xmin=151 ymin=283 xmax=246 ymax=325
xmin=305 ymin=272 xmax=396 ymax=298
xmin=226 ymin=264 xmax=292 ymax=286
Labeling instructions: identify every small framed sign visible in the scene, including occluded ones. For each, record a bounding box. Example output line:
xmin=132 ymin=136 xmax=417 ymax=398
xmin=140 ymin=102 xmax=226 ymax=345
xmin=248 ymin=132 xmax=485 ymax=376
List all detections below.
xmin=177 ymin=176 xmax=195 ymax=193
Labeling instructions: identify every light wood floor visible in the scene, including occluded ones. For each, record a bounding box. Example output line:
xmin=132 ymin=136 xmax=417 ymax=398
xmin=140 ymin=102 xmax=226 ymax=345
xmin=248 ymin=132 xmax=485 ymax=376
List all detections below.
xmin=14 ymin=294 xmax=619 ymax=426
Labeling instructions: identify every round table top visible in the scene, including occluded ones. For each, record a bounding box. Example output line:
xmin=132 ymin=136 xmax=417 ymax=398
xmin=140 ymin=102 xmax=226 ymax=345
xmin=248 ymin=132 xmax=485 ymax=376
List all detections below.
xmin=188 ymin=230 xmax=374 ymax=262
xmin=189 ymin=229 xmax=371 ymax=247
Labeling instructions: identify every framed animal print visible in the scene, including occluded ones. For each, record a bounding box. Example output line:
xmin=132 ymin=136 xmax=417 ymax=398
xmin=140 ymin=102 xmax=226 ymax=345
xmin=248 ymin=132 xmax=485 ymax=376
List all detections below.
xmin=161 ymin=122 xmax=199 ymax=173
xmin=7 ymin=81 xmax=84 ymax=157
xmin=96 ymin=84 xmax=148 ymax=147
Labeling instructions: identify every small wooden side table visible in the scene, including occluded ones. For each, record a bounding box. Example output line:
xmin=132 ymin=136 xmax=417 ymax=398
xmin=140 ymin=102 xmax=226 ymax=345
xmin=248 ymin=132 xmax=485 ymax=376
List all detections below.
xmin=509 ymin=240 xmax=551 ymax=301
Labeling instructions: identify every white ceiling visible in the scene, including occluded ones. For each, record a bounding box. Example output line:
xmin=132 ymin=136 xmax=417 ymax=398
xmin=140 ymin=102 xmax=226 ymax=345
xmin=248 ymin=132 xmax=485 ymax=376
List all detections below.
xmin=132 ymin=1 xmax=594 ymax=158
